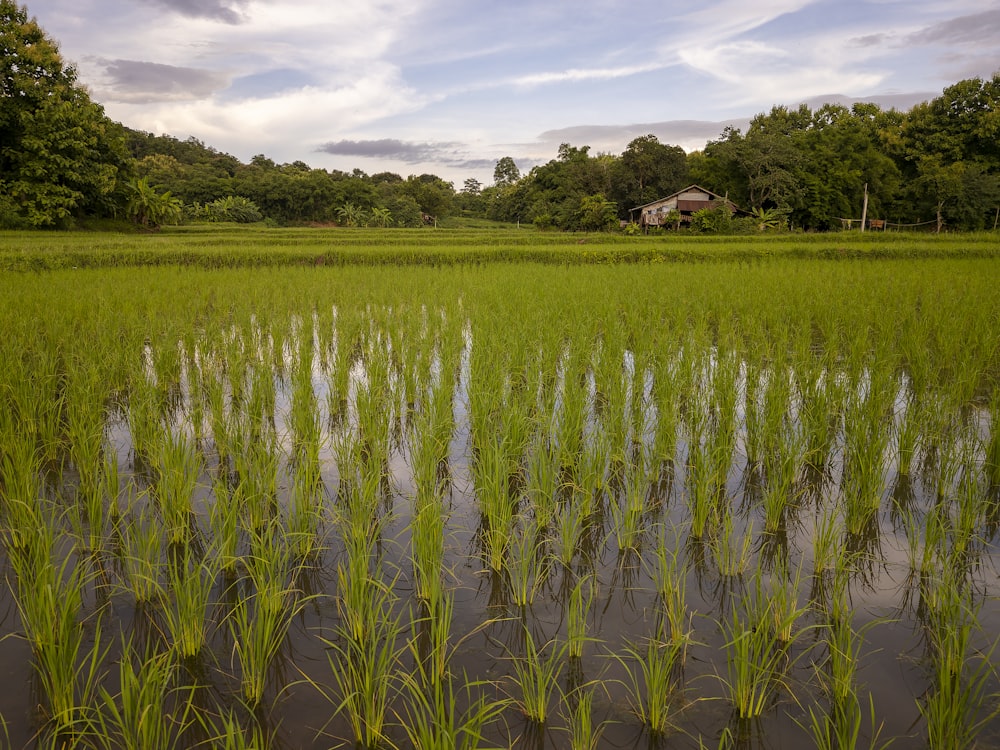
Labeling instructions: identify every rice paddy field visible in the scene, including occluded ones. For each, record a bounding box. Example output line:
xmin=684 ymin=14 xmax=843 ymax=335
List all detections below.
xmin=1 ymin=228 xmax=1000 ymax=749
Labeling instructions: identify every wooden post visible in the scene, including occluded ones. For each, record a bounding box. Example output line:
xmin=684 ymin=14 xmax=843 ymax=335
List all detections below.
xmin=860 ymin=183 xmax=869 ymax=232
xmin=994 ymin=205 xmax=999 ymax=231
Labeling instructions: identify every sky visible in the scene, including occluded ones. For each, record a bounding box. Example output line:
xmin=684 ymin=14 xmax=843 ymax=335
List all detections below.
xmin=24 ymin=0 xmax=1000 ymax=186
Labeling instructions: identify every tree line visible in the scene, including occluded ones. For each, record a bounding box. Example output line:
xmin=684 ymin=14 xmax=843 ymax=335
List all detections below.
xmin=2 ymin=0 xmax=998 ymax=231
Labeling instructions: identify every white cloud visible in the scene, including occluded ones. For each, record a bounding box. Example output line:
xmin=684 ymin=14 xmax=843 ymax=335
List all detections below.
xmin=510 ymin=62 xmax=667 ymax=87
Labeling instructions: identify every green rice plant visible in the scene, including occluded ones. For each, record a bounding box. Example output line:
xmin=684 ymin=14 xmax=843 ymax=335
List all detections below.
xmin=841 ymin=371 xmax=892 ymax=538
xmin=802 ymin=577 xmax=888 ymax=750
xmin=649 ymin=525 xmax=690 ymax=654
xmin=161 ymin=548 xmax=215 ymax=660
xmin=95 ymin=640 xmax=195 ymax=750
xmin=616 ymin=618 xmax=684 ymax=736
xmin=894 ymin=389 xmax=921 ymax=479
xmin=506 ymin=515 xmax=548 ymax=608
xmin=918 ymin=571 xmax=998 ymax=750
xmin=65 ymin=370 xmax=109 ymax=552
xmin=119 ymin=503 xmax=164 ymax=606
xmin=562 ymin=685 xmax=606 ymax=750
xmin=8 ymin=516 xmax=105 ymax=739
xmin=235 ymin=432 xmax=282 ymax=533
xmin=507 ymin=628 xmax=566 ymax=725
xmin=686 ymin=407 xmax=725 ymax=541
xmin=209 ymin=479 xmax=243 ymax=577
xmin=811 ymin=503 xmax=841 ymax=580
xmin=410 ymin=491 xmax=447 ymax=604
xmin=760 ymin=561 xmax=807 ymax=645
xmin=151 ymin=431 xmax=202 ymax=546
xmin=710 ymin=508 xmax=754 ymax=579
xmin=410 ymin=587 xmax=455 ymax=692
xmin=607 ymin=459 xmax=648 ymax=554
xmin=553 ymin=498 xmax=586 ymax=570
xmin=721 ymin=589 xmax=799 ymax=720
xmin=321 ymin=582 xmax=404 ymax=749
xmin=566 ymin=574 xmax=595 ymax=660
xmin=650 ymin=347 xmax=680 ymax=466
xmin=205 ymin=710 xmax=269 ymax=750
xmin=229 ymin=525 xmax=310 ymax=708
xmin=474 ymin=438 xmax=517 ymax=574
xmin=286 ymin=458 xmax=325 ymax=562
xmin=525 ymin=438 xmax=560 ymax=532
xmin=986 ymin=388 xmax=1000 ymax=489
xmin=32 ymin=613 xmax=107 ymax=743
xmin=397 ymin=661 xmax=509 ymax=750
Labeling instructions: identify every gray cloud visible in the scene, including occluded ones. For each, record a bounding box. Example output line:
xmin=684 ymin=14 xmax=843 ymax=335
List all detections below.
xmin=140 ymin=0 xmax=250 ymax=24
xmin=532 ymin=91 xmax=937 ymax=156
xmin=535 ymin=119 xmax=752 ymax=152
xmin=851 ymin=33 xmax=887 ymax=48
xmin=100 ymin=59 xmax=230 ymax=103
xmin=316 ymin=138 xmax=492 ymax=168
xmin=906 ymin=9 xmax=1000 ymax=46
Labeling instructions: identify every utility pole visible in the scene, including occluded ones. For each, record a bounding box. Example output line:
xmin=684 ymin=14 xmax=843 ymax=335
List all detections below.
xmin=860 ymin=183 xmax=869 ymax=232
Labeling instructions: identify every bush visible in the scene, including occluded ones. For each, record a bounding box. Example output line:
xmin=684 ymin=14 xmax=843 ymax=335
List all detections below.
xmin=199 ymin=196 xmax=263 ymax=223
xmin=690 ymin=204 xmax=734 ymax=234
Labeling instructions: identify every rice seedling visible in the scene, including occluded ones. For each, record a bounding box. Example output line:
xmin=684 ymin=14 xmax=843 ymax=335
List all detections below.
xmin=803 ymin=577 xmax=888 ymax=750
xmin=566 ymin=574 xmax=595 ymax=660
xmin=505 ymin=514 xmax=548 ymax=608
xmin=151 ymin=431 xmax=202 ymax=546
xmin=553 ymin=494 xmax=587 ymax=571
xmin=286 ymin=458 xmax=325 ymax=562
xmin=118 ymin=503 xmax=164 ymax=606
xmin=397 ymin=662 xmax=509 ymax=750
xmin=161 ymin=547 xmax=215 ymax=660
xmin=321 ymin=580 xmax=405 ymax=749
xmin=5 ymin=487 xmax=104 ymax=738
xmin=507 ymin=628 xmax=566 ymax=726
xmin=607 ymin=459 xmax=648 ymax=554
xmin=648 ymin=526 xmax=690 ymax=657
xmin=95 ymin=640 xmax=195 ymax=750
xmin=228 ymin=525 xmax=311 ymax=709
xmin=918 ymin=570 xmax=998 ymax=750
xmin=720 ymin=585 xmax=800 ymax=720
xmin=205 ymin=710 xmax=270 ymax=750
xmin=616 ymin=618 xmax=684 ymax=736
xmin=563 ymin=686 xmax=606 ymax=750
xmin=710 ymin=508 xmax=754 ymax=579
xmin=209 ymin=479 xmax=243 ymax=578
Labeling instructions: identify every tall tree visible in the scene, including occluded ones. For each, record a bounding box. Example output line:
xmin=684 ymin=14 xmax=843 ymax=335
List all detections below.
xmin=0 ymin=0 xmax=131 ymax=227
xmin=611 ymin=134 xmax=688 ymax=213
xmin=493 ymin=156 xmax=520 ymax=187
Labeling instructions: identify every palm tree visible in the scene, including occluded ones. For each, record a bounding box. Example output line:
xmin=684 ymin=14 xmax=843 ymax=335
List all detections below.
xmin=336 ymin=202 xmax=366 ymax=227
xmin=127 ymin=178 xmax=182 ymax=229
xmin=370 ymin=206 xmax=393 ymax=228
xmin=750 ymin=207 xmax=787 ymax=232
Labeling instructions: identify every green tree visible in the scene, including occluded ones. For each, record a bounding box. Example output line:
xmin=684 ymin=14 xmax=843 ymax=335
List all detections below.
xmin=611 ymin=134 xmax=688 ymax=214
xmin=493 ymin=156 xmax=520 ymax=187
xmin=0 ymin=0 xmax=131 ymax=227
xmin=404 ymin=174 xmax=455 ymax=219
xmin=576 ymin=194 xmax=619 ymax=231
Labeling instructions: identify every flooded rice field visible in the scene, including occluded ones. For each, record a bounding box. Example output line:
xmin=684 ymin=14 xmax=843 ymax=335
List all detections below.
xmin=1 ymin=261 xmax=999 ymax=748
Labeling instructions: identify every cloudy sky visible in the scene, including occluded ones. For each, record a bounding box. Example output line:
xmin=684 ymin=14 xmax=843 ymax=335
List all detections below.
xmin=26 ymin=0 xmax=1000 ymax=185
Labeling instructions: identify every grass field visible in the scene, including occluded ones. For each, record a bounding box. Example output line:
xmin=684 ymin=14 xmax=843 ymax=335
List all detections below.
xmin=1 ymin=228 xmax=999 ymax=749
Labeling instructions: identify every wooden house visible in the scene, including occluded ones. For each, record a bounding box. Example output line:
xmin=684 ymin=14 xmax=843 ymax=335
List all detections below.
xmin=631 ymin=185 xmax=737 ymax=228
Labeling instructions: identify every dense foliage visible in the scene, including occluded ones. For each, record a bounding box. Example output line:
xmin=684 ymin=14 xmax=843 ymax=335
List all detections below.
xmin=0 ymin=0 xmax=131 ymax=227
xmin=2 ymin=0 xmax=998 ymax=231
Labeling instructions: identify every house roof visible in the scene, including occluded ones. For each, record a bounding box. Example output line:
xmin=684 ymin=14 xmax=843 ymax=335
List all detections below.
xmin=631 ymin=184 xmax=733 ymax=212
